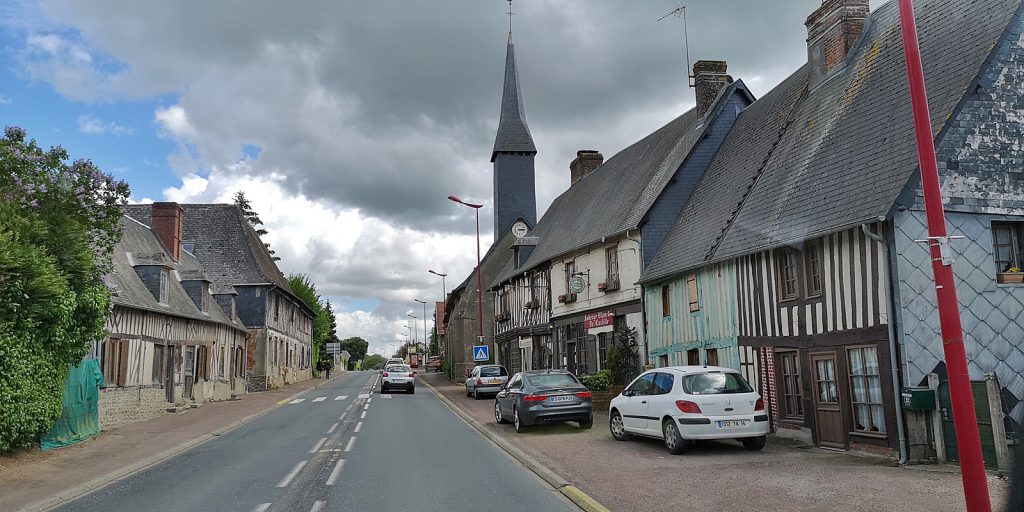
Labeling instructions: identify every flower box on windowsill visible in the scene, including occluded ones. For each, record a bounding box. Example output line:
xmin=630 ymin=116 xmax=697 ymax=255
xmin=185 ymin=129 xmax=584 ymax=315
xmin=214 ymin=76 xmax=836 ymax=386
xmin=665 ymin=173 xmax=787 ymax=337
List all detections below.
xmin=997 ymin=272 xmax=1024 ymax=284
xmin=558 ymin=293 xmax=577 ymax=304
xmin=600 ymin=280 xmax=620 ymax=292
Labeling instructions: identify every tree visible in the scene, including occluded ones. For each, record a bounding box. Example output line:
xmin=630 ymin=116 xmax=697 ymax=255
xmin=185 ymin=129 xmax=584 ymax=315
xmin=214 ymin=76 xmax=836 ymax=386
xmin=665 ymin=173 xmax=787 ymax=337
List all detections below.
xmin=287 ymin=274 xmax=332 ymax=375
xmin=362 ymin=354 xmax=387 ymax=370
xmin=0 ymin=126 xmax=129 ymax=452
xmin=233 ymin=190 xmax=279 ymax=261
xmin=429 ymin=328 xmax=439 ymax=357
xmin=606 ymin=325 xmax=641 ymax=386
xmin=340 ymin=337 xmax=368 ymax=367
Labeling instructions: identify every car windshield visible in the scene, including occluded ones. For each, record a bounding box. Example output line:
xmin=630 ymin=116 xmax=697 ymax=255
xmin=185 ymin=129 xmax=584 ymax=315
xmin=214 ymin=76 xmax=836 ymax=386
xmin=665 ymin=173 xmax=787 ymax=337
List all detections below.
xmin=525 ymin=374 xmax=579 ymax=389
xmin=385 ymin=366 xmax=409 ymax=373
xmin=480 ymin=367 xmax=507 ymax=377
xmin=682 ymin=373 xmax=753 ymax=395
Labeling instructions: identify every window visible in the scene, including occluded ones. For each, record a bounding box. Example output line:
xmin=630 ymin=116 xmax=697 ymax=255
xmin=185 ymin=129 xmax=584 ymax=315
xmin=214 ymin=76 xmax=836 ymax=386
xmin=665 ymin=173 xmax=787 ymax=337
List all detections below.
xmin=530 ymin=272 xmax=541 ymax=303
xmin=706 ymin=348 xmax=719 ymax=366
xmin=606 ymin=247 xmax=619 ymax=287
xmin=686 ymin=274 xmax=699 ymax=312
xmin=778 ymin=248 xmax=799 ymax=301
xmin=196 ymin=346 xmax=209 ymax=381
xmin=626 ymin=373 xmax=655 ymax=395
xmin=778 ymin=351 xmax=803 ymax=419
xmin=235 ymin=347 xmax=246 ymax=378
xmin=181 ymin=242 xmax=195 ymax=254
xmin=158 ymin=269 xmax=169 ymax=304
xmin=507 ymin=374 xmax=523 ymax=390
xmin=219 ymin=347 xmax=226 ymax=378
xmin=102 ymin=338 xmax=128 ymax=387
xmin=682 ymin=372 xmax=753 ymax=395
xmin=993 ymin=223 xmax=1023 ymax=273
xmin=687 ymin=349 xmax=700 ymax=365
xmin=658 ymin=354 xmax=669 ymax=367
xmin=652 ymin=372 xmax=674 ymax=395
xmin=152 ymin=344 xmax=165 ymax=386
xmin=597 ymin=333 xmax=609 ymax=370
xmin=274 ymin=295 xmax=280 ymax=322
xmin=814 ymin=357 xmax=838 ymax=403
xmin=804 ymin=241 xmax=823 ymax=297
xmin=661 ymin=285 xmax=671 ymax=317
xmin=848 ymin=347 xmax=885 ymax=434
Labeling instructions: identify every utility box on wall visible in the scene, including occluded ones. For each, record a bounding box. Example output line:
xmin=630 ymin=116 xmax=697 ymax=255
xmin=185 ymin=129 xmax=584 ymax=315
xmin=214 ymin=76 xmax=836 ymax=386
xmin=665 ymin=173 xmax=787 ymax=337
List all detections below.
xmin=902 ymin=387 xmax=936 ymax=411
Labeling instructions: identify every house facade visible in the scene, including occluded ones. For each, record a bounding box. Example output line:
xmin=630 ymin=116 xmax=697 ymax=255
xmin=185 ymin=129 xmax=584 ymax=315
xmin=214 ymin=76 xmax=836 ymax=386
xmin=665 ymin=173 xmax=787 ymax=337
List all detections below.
xmin=124 ymin=202 xmax=315 ymax=391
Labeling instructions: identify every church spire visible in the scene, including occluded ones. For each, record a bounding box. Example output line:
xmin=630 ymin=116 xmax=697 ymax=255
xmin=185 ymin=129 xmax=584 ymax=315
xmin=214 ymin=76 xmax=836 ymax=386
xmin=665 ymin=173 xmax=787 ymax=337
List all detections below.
xmin=491 ymin=0 xmax=536 ymax=163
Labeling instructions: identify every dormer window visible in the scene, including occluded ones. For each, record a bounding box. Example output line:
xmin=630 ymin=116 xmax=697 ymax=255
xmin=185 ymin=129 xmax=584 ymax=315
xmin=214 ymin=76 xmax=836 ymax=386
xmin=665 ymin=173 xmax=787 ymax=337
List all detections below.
xmin=182 ymin=242 xmax=195 ymax=254
xmin=158 ymin=269 xmax=169 ymax=304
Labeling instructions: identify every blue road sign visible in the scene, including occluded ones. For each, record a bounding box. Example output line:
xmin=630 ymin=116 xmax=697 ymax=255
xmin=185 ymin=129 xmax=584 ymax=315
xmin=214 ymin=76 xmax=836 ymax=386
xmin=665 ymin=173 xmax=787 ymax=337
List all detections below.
xmin=473 ymin=345 xmax=489 ymax=362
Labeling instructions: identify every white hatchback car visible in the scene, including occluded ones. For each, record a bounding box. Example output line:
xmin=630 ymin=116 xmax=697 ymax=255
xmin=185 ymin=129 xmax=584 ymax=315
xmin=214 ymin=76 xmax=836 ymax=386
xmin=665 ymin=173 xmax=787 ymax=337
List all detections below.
xmin=608 ymin=366 xmax=769 ymax=454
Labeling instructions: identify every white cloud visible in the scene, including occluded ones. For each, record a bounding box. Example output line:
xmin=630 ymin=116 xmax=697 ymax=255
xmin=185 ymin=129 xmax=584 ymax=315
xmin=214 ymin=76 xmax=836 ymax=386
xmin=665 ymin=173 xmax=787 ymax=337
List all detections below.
xmin=154 ymin=104 xmax=196 ymax=139
xmin=76 ymin=113 xmax=132 ymax=135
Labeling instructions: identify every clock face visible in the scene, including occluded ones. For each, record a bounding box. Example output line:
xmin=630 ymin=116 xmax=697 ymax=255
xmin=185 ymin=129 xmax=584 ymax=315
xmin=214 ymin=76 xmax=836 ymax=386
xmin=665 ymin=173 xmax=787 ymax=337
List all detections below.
xmin=511 ymin=221 xmax=529 ymax=238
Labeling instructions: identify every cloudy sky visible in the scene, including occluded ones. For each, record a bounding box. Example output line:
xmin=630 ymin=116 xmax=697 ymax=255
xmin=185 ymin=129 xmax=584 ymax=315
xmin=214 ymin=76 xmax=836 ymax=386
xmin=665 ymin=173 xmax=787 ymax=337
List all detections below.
xmin=1 ymin=0 xmax=885 ymax=356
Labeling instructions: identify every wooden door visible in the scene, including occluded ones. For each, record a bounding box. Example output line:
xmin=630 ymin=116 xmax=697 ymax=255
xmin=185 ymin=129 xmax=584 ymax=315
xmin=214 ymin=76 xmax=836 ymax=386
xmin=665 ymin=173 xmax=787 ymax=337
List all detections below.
xmin=811 ymin=353 xmax=845 ymax=449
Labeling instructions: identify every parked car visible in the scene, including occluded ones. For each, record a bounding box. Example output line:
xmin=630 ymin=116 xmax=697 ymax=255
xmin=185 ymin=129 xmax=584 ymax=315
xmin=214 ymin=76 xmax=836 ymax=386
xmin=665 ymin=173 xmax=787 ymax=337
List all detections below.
xmin=608 ymin=366 xmax=768 ymax=454
xmin=465 ymin=364 xmax=509 ymax=399
xmin=381 ymin=364 xmax=415 ymax=394
xmin=424 ymin=356 xmax=443 ymax=373
xmin=494 ymin=370 xmax=593 ymax=433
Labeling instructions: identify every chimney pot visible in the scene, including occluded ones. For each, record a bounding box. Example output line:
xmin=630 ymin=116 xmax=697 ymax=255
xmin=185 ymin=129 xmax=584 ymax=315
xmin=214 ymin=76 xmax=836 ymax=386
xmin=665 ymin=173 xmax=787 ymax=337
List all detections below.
xmin=151 ymin=202 xmax=184 ymax=262
xmin=693 ymin=60 xmax=731 ymax=117
xmin=569 ymin=150 xmax=604 ymax=185
xmin=805 ymin=0 xmax=870 ymax=87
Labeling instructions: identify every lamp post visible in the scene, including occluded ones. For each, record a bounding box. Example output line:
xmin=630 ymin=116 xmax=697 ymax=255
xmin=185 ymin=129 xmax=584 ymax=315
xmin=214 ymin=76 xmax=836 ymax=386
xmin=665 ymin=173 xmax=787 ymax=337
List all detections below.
xmin=408 ymin=314 xmax=418 ymax=366
xmin=429 ymin=269 xmax=448 ymax=377
xmin=414 ymin=299 xmax=428 ymax=362
xmin=449 ymin=195 xmax=484 ymax=380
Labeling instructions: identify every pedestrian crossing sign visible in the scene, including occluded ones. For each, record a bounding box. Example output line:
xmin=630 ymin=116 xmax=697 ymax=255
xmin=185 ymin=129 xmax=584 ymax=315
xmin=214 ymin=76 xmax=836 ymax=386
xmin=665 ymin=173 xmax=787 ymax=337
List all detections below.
xmin=473 ymin=345 xmax=489 ymax=362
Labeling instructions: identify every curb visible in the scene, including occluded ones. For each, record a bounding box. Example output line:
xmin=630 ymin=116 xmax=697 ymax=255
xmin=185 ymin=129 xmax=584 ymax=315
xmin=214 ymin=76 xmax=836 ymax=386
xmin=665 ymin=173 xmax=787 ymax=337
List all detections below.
xmin=421 ymin=379 xmax=611 ymax=512
xmin=23 ymin=374 xmax=346 ymax=512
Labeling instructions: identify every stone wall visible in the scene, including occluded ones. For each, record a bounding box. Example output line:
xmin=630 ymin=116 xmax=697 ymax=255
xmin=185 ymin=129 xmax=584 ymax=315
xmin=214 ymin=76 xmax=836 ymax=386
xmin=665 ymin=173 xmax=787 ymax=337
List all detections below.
xmin=98 ymin=386 xmax=169 ymax=431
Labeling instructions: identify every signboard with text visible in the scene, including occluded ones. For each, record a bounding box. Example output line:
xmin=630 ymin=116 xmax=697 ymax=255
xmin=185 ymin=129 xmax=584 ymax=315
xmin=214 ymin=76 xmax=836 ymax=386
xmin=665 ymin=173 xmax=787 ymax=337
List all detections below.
xmin=584 ymin=311 xmax=615 ymax=329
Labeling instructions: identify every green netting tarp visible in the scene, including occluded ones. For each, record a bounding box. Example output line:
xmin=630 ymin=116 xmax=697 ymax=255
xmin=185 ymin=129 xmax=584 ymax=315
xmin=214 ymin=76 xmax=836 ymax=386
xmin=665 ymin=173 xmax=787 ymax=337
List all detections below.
xmin=40 ymin=358 xmax=104 ymax=450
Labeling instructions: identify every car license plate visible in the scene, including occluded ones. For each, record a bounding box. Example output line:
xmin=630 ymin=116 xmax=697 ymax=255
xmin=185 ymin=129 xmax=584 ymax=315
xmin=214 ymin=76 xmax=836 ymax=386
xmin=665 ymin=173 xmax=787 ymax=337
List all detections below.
xmin=487 ymin=378 xmax=500 ymax=384
xmin=548 ymin=395 xmax=574 ymax=403
xmin=716 ymin=420 xmax=748 ymax=429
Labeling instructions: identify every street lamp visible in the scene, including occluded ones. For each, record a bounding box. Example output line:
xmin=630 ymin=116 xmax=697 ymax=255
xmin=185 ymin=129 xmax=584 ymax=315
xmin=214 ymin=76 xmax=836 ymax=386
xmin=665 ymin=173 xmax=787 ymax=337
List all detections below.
xmin=449 ymin=195 xmax=484 ymax=381
xmin=429 ymin=270 xmax=448 ymax=376
xmin=414 ymin=299 xmax=428 ymax=361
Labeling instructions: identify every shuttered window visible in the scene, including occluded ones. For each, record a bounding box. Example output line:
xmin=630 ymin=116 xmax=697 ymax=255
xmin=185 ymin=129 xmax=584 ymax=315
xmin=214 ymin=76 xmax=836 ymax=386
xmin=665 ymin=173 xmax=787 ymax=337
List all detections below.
xmin=102 ymin=338 xmax=129 ymax=387
xmin=661 ymin=285 xmax=671 ymax=317
xmin=686 ymin=274 xmax=699 ymax=312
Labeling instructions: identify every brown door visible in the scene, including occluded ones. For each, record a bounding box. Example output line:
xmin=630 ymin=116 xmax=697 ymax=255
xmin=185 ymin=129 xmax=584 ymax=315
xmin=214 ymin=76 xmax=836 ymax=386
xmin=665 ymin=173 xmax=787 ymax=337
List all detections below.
xmin=811 ymin=353 xmax=845 ymax=449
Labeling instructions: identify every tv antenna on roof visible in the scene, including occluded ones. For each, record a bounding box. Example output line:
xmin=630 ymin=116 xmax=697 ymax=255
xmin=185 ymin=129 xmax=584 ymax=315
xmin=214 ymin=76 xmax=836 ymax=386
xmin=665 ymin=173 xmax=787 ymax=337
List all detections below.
xmin=657 ymin=2 xmax=695 ymax=88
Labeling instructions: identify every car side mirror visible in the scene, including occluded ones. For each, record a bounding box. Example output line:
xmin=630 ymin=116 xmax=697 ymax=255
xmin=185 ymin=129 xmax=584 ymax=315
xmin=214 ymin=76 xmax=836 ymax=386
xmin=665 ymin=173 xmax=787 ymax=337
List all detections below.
xmin=622 ymin=390 xmax=632 ymax=397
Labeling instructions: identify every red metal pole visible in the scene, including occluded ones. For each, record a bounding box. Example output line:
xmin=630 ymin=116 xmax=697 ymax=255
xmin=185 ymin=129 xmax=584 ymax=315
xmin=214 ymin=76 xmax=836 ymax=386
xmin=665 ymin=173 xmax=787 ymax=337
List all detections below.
xmin=897 ymin=2 xmax=991 ymax=510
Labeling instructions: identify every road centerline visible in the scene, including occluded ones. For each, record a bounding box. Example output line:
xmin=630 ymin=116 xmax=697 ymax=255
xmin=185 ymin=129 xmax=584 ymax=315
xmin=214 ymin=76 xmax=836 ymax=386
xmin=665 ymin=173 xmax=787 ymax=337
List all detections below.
xmin=276 ymin=460 xmax=308 ymax=488
xmin=326 ymin=423 xmax=338 ymax=434
xmin=309 ymin=437 xmax=327 ymax=454
xmin=326 ymin=459 xmax=346 ymax=486
xmin=344 ymin=437 xmax=357 ymax=452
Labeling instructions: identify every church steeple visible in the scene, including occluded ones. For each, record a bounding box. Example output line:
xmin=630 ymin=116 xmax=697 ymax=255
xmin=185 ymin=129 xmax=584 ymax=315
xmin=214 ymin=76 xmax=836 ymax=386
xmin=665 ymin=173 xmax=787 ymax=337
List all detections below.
xmin=491 ymin=0 xmax=537 ymax=241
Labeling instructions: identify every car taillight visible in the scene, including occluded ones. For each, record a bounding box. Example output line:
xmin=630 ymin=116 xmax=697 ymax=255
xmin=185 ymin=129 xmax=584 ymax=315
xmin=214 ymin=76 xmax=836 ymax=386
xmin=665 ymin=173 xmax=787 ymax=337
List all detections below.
xmin=575 ymin=391 xmax=592 ymax=398
xmin=755 ymin=398 xmax=765 ymax=411
xmin=476 ymin=378 xmax=483 ymax=385
xmin=675 ymin=400 xmax=702 ymax=414
xmin=523 ymin=395 xmax=547 ymax=402
xmin=382 ymin=372 xmax=388 ymax=377
xmin=408 ymin=372 xmax=415 ymax=378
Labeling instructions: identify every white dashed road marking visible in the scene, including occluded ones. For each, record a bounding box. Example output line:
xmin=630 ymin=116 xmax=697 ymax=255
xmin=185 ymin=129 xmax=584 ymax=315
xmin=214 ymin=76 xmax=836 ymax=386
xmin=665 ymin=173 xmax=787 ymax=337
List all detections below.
xmin=253 ymin=504 xmax=272 ymax=512
xmin=326 ymin=459 xmax=346 ymax=486
xmin=289 ymin=398 xmax=306 ymax=404
xmin=309 ymin=437 xmax=327 ymax=454
xmin=310 ymin=501 xmax=326 ymax=512
xmin=326 ymin=423 xmax=338 ymax=435
xmin=345 ymin=437 xmax=357 ymax=452
xmin=277 ymin=460 xmax=308 ymax=488
xmin=363 ymin=404 xmax=370 ymax=411
xmin=334 ymin=395 xmax=348 ymax=401
xmin=338 ymin=412 xmax=347 ymax=421
xmin=383 ymin=394 xmax=392 ymax=398
xmin=360 ymin=411 xmax=367 ymax=419
xmin=312 ymin=397 xmax=327 ymax=402
xmin=354 ymin=421 xmax=362 ymax=433
xmin=358 ymin=393 xmax=370 ymax=399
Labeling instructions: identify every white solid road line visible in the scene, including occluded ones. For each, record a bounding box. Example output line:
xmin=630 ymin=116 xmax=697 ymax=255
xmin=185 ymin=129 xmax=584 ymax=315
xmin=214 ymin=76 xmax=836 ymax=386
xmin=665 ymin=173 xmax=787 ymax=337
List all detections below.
xmin=312 ymin=397 xmax=327 ymax=402
xmin=344 ymin=437 xmax=357 ymax=452
xmin=363 ymin=403 xmax=369 ymax=411
xmin=309 ymin=437 xmax=327 ymax=454
xmin=334 ymin=395 xmax=348 ymax=401
xmin=326 ymin=422 xmax=338 ymax=434
xmin=354 ymin=421 xmax=362 ymax=433
xmin=345 ymin=404 xmax=353 ymax=411
xmin=338 ymin=412 xmax=347 ymax=421
xmin=310 ymin=500 xmax=327 ymax=512
xmin=360 ymin=411 xmax=367 ymax=419
xmin=289 ymin=398 xmax=306 ymax=404
xmin=276 ymin=460 xmax=308 ymax=488
xmin=326 ymin=459 xmax=346 ymax=486
xmin=253 ymin=504 xmax=272 ymax=512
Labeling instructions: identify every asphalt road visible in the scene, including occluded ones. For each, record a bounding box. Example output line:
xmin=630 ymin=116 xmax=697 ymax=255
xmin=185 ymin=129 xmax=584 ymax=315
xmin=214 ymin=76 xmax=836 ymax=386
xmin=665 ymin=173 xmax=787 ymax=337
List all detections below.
xmin=55 ymin=371 xmax=577 ymax=512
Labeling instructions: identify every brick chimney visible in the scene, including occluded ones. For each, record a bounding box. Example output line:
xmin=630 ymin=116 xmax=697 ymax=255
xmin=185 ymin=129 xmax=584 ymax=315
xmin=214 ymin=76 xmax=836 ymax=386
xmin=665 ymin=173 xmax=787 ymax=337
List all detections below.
xmin=152 ymin=202 xmax=184 ymax=262
xmin=570 ymin=150 xmax=604 ymax=185
xmin=806 ymin=0 xmax=870 ymax=87
xmin=693 ymin=60 xmax=731 ymax=117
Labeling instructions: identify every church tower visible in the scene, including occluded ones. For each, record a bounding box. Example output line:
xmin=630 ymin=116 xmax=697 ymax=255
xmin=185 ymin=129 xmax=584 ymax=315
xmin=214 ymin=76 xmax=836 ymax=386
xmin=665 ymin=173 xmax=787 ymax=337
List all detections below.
xmin=491 ymin=2 xmax=537 ymax=241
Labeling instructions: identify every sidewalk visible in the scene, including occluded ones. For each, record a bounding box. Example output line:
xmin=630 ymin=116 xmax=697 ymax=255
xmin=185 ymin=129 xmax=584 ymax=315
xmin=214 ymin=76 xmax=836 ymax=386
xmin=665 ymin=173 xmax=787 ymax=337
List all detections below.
xmin=422 ymin=373 xmax=1010 ymax=512
xmin=0 ymin=375 xmax=340 ymax=512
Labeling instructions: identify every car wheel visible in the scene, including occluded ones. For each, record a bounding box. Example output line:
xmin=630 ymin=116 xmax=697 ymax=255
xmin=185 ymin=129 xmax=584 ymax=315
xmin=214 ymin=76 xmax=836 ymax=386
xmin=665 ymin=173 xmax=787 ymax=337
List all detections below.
xmin=513 ymin=407 xmax=527 ymax=433
xmin=742 ymin=435 xmax=766 ymax=451
xmin=473 ymin=388 xmax=480 ymax=400
xmin=579 ymin=416 xmax=594 ymax=430
xmin=609 ymin=410 xmax=629 ymax=441
xmin=410 ymin=387 xmax=415 ymax=394
xmin=662 ymin=419 xmax=689 ymax=455
xmin=381 ymin=386 xmax=387 ymax=394
xmin=494 ymin=401 xmax=507 ymax=424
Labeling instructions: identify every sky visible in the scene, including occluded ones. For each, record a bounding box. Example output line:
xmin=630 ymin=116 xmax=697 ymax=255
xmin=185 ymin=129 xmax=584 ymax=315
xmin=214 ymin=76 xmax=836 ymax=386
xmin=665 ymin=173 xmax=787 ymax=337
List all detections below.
xmin=1 ymin=0 xmax=886 ymax=357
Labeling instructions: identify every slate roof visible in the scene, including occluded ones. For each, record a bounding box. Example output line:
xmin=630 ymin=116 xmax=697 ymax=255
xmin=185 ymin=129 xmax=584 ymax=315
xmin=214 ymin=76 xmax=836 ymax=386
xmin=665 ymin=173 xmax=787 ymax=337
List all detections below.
xmin=107 ymin=216 xmax=245 ymax=331
xmin=500 ymin=80 xmax=750 ymax=284
xmin=491 ymin=39 xmax=537 ymax=161
xmin=641 ymin=0 xmax=1021 ymax=282
xmin=123 ymin=203 xmax=312 ymax=315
